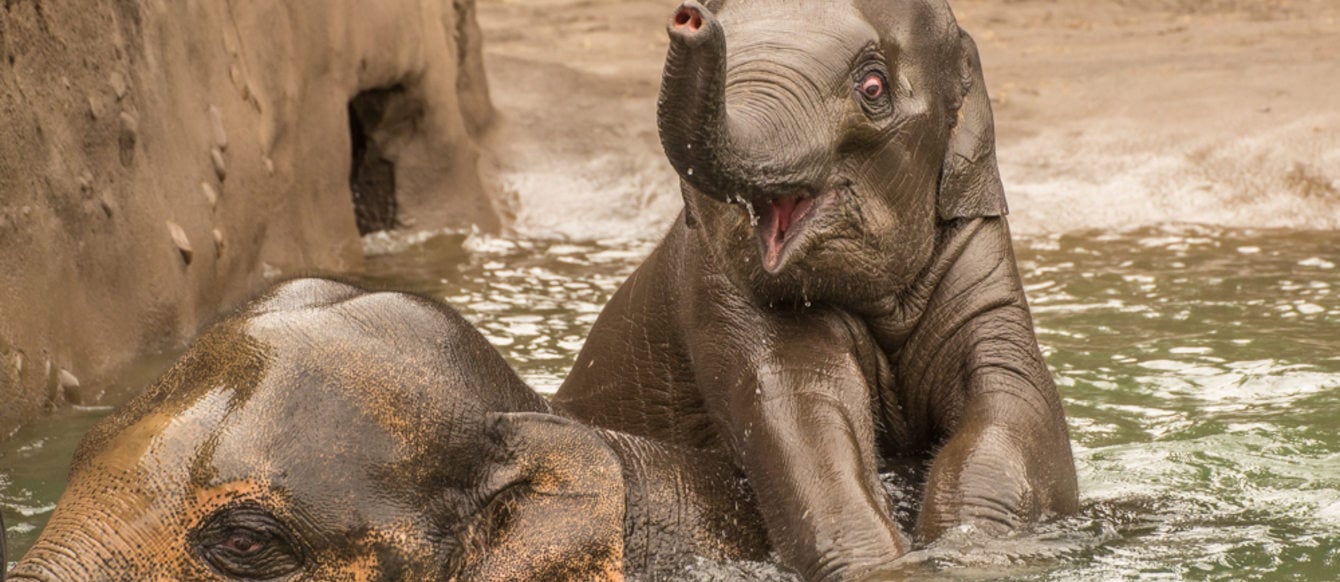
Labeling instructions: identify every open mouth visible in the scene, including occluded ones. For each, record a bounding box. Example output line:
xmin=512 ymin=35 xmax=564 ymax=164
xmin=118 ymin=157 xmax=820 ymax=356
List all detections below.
xmin=752 ymin=189 xmax=839 ymax=274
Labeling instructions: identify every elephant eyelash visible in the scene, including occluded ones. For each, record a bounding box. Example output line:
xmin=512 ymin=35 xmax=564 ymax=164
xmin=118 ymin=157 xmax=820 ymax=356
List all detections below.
xmin=849 ymin=45 xmax=888 ymax=77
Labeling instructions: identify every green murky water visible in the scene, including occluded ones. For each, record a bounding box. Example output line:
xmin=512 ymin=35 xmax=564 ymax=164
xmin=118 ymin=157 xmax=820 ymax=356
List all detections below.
xmin=4 ymin=224 xmax=1339 ymax=579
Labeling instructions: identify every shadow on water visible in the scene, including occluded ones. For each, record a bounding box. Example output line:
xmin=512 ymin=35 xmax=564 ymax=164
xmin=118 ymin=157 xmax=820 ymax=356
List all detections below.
xmin=4 ymin=224 xmax=1339 ymax=579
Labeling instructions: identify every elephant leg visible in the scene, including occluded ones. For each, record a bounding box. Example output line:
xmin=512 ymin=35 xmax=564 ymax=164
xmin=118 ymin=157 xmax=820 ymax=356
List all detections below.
xmin=893 ymin=219 xmax=1079 ymax=542
xmin=703 ymin=313 xmax=908 ymax=581
xmin=916 ymin=370 xmax=1079 ymax=542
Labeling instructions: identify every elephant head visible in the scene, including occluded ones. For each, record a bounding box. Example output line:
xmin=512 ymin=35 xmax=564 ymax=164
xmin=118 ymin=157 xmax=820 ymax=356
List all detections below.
xmin=9 ymin=279 xmax=765 ymax=581
xmin=658 ymin=0 xmax=1006 ymax=305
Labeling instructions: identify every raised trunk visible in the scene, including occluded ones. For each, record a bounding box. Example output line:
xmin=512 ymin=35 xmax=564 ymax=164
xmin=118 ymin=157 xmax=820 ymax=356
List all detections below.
xmin=656 ymin=2 xmax=748 ymax=203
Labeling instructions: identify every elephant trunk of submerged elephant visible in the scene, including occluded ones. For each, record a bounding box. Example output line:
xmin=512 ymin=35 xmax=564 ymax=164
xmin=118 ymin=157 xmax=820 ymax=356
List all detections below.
xmin=6 ymin=513 xmax=133 ymax=581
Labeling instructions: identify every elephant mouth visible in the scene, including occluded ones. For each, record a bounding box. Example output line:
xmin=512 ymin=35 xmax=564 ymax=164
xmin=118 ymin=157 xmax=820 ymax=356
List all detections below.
xmin=752 ymin=188 xmax=840 ymax=274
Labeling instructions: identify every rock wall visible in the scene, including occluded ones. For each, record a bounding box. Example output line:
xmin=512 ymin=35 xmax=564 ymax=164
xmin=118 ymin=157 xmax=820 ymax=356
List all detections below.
xmin=0 ymin=0 xmax=503 ymax=433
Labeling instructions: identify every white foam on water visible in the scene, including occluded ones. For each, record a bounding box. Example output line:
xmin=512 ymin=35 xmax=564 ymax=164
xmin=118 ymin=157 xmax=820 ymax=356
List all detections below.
xmin=1001 ymin=115 xmax=1340 ymax=235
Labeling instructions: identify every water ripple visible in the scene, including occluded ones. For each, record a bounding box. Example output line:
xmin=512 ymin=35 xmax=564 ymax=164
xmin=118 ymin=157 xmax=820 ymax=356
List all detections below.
xmin=4 ymin=225 xmax=1338 ymax=579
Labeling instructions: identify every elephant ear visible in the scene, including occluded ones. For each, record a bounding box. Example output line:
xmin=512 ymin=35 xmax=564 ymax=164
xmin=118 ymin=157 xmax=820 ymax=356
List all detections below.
xmin=938 ymin=29 xmax=1008 ymax=221
xmin=462 ymin=412 xmax=626 ymax=581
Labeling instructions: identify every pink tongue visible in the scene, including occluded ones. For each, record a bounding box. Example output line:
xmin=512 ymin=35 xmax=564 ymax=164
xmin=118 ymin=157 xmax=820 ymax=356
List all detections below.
xmin=763 ymin=197 xmax=800 ymax=272
xmin=772 ymin=197 xmax=799 ymax=233
xmin=761 ymin=193 xmax=820 ymax=270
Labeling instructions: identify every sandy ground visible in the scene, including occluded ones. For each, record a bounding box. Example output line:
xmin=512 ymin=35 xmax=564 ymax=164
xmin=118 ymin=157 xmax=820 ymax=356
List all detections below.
xmin=477 ymin=0 xmax=1340 ymax=239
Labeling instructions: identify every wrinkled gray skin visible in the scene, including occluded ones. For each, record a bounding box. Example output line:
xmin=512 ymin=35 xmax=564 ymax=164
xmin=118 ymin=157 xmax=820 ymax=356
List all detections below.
xmin=554 ymin=0 xmax=1079 ymax=580
xmin=10 ymin=278 xmax=766 ymax=581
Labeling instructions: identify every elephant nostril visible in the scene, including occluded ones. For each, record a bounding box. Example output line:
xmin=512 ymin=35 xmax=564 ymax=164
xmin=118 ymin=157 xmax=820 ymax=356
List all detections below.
xmin=673 ymin=6 xmax=703 ymax=31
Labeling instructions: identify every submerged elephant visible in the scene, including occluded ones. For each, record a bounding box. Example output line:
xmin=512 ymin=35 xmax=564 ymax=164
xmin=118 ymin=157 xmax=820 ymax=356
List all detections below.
xmin=555 ymin=0 xmax=1079 ymax=579
xmin=9 ymin=278 xmax=767 ymax=581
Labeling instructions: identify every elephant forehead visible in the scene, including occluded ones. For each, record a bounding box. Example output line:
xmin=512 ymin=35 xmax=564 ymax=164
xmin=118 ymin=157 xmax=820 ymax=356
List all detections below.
xmin=187 ymin=293 xmax=505 ymax=494
xmin=97 ymin=385 xmax=234 ymax=489
xmin=202 ymin=350 xmax=489 ymax=497
xmin=243 ymin=284 xmax=455 ymax=346
xmin=81 ymin=355 xmax=461 ymax=515
xmin=206 ymin=369 xmax=405 ymax=484
xmin=720 ymin=1 xmax=875 ymax=61
xmin=248 ymin=277 xmax=367 ymax=314
xmin=52 ymin=385 xmax=235 ymax=547
xmin=236 ymin=281 xmax=550 ymax=413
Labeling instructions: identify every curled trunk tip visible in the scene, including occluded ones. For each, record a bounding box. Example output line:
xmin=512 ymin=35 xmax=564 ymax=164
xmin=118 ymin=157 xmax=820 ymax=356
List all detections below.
xmin=657 ymin=1 xmax=743 ymax=203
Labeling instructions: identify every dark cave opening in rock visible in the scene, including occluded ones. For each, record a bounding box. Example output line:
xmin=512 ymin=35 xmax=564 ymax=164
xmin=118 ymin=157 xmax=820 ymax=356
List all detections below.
xmin=347 ymin=87 xmax=404 ymax=235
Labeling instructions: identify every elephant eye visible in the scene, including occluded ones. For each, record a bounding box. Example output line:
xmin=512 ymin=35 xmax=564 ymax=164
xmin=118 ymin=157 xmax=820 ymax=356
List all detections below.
xmin=853 ymin=65 xmax=893 ymax=118
xmin=192 ymin=502 xmax=304 ymax=579
xmin=859 ymin=73 xmax=885 ymax=100
xmin=220 ymin=531 xmax=264 ymax=555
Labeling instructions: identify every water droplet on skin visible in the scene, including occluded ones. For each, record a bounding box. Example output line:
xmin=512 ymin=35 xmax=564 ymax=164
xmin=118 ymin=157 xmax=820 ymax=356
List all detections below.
xmin=687 ymin=143 xmax=692 ymax=150
xmin=687 ymin=168 xmax=694 ymax=176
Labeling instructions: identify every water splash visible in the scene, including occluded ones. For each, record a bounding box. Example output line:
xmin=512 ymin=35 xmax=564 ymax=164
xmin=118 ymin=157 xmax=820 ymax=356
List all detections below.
xmin=743 ymin=199 xmax=759 ymax=227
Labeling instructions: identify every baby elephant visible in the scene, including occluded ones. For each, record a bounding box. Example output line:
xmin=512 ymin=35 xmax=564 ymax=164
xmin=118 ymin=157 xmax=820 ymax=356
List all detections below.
xmin=8 ymin=278 xmax=767 ymax=581
xmin=556 ymin=0 xmax=1079 ymax=579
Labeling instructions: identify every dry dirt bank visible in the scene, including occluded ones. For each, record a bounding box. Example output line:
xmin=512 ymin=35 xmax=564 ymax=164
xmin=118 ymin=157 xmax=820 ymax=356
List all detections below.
xmin=960 ymin=0 xmax=1340 ymax=233
xmin=477 ymin=0 xmax=1340 ymax=239
xmin=0 ymin=0 xmax=501 ymax=433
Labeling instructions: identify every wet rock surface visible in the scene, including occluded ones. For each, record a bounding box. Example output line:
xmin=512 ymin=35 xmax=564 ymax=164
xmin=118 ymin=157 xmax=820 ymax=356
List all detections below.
xmin=166 ymin=221 xmax=194 ymax=265
xmin=0 ymin=0 xmax=500 ymax=433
